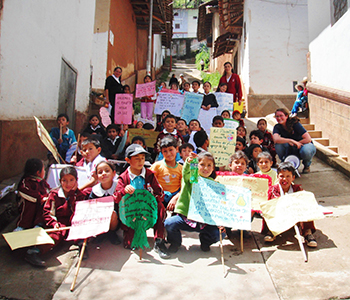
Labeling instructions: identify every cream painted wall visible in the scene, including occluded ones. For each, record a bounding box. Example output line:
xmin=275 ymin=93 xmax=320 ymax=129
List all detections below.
xmin=0 ymin=0 xmax=96 ymax=119
xmin=92 ymin=32 xmax=109 ymax=90
xmin=153 ymin=34 xmax=163 ymax=71
xmin=309 ymin=5 xmax=350 ymax=92
xmin=241 ymin=0 xmax=309 ymax=95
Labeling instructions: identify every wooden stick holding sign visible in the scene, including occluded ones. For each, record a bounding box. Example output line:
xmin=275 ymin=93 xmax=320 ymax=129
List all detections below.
xmin=240 ymin=230 xmax=244 ymax=253
xmin=70 ymin=238 xmax=87 ymax=292
xmin=73 ymin=134 xmax=80 ymax=166
xmin=294 ymin=225 xmax=307 ymax=262
xmin=219 ymin=228 xmax=225 ymax=274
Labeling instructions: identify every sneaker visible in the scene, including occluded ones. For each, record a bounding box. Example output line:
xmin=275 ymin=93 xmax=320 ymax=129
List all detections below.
xmin=264 ymin=235 xmax=276 ymax=242
xmin=154 ymin=238 xmax=171 ymax=259
xmin=25 ymin=252 xmax=46 ymax=268
xmin=168 ymin=244 xmax=179 ymax=253
xmin=305 ymin=234 xmax=317 ymax=248
xmin=109 ymin=231 xmax=122 ymax=245
xmin=200 ymin=244 xmax=210 ymax=252
xmin=302 ymin=167 xmax=310 ymax=174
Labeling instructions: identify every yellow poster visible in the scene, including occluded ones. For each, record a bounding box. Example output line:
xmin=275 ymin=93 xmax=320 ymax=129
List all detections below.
xmin=128 ymin=128 xmax=159 ymax=148
xmin=260 ymin=191 xmax=324 ymax=236
xmin=234 ymin=101 xmax=244 ymax=113
xmin=215 ymin=175 xmax=269 ymax=210
xmin=208 ymin=128 xmax=236 ymax=167
xmin=3 ymin=228 xmax=54 ymax=250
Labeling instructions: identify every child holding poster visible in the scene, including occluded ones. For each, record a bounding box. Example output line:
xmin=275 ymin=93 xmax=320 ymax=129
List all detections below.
xmin=114 ymin=144 xmax=170 ymax=259
xmin=263 ymin=162 xmax=317 ymax=247
xmin=165 ymin=152 xmax=222 ymax=253
xmin=201 ymin=82 xmax=218 ymax=111
xmin=140 ymin=75 xmax=156 ymax=120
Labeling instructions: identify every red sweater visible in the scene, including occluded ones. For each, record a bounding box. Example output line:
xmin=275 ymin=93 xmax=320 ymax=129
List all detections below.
xmin=219 ymin=73 xmax=242 ymax=102
xmin=268 ymin=184 xmax=302 ymax=200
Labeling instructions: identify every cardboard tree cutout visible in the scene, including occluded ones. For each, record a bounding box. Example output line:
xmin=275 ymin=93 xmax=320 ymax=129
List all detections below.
xmin=119 ymin=190 xmax=158 ymax=249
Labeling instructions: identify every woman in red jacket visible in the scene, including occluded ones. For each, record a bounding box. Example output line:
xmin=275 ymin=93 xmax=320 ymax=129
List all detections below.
xmin=218 ymin=62 xmax=242 ymax=105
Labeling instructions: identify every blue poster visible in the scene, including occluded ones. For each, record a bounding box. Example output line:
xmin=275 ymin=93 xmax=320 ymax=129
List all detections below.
xmin=181 ymin=92 xmax=204 ymax=123
xmin=188 ymin=177 xmax=251 ymax=230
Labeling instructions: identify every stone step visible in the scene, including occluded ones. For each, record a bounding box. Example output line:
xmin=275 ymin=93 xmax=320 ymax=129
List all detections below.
xmin=303 ymin=124 xmax=315 ymax=130
xmin=327 ymin=146 xmax=339 ymax=153
xmin=308 ymin=130 xmax=322 ymax=138
xmin=299 ymin=118 xmax=310 ymax=124
xmin=341 ymin=156 xmax=348 ymax=162
xmin=314 ymin=138 xmax=330 ymax=146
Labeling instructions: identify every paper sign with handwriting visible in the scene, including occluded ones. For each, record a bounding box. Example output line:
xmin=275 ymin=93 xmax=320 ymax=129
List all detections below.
xmin=215 ymin=92 xmax=233 ymax=115
xmin=119 ymin=190 xmax=158 ymax=249
xmin=115 ymin=94 xmax=133 ymax=124
xmin=188 ymin=177 xmax=251 ymax=229
xmin=159 ymin=88 xmax=181 ymax=94
xmin=67 ymin=196 xmax=114 ymax=240
xmin=208 ymin=128 xmax=237 ymax=167
xmin=260 ymin=191 xmax=324 ymax=236
xmin=46 ymin=164 xmax=89 ymax=189
xmin=181 ymin=92 xmax=203 ymax=123
xmin=135 ymin=81 xmax=156 ymax=98
xmin=215 ymin=174 xmax=270 ymax=211
xmin=154 ymin=93 xmax=184 ymax=116
xmin=128 ymin=128 xmax=159 ymax=148
xmin=198 ymin=108 xmax=217 ymax=135
xmin=3 ymin=228 xmax=54 ymax=250
xmin=224 ymin=119 xmax=239 ymax=130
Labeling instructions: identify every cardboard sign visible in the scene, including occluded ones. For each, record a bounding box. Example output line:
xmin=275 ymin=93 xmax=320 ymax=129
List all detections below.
xmin=135 ymin=81 xmax=156 ymax=98
xmin=128 ymin=128 xmax=159 ymax=148
xmin=215 ymin=92 xmax=234 ymax=115
xmin=159 ymin=88 xmax=181 ymax=94
xmin=3 ymin=228 xmax=54 ymax=250
xmin=119 ymin=190 xmax=158 ymax=249
xmin=181 ymin=92 xmax=204 ymax=124
xmin=224 ymin=119 xmax=239 ymax=130
xmin=66 ymin=196 xmax=114 ymax=241
xmin=188 ymin=177 xmax=251 ymax=229
xmin=198 ymin=108 xmax=217 ymax=135
xmin=208 ymin=128 xmax=237 ymax=167
xmin=260 ymin=191 xmax=325 ymax=236
xmin=215 ymin=174 xmax=271 ymax=211
xmin=234 ymin=101 xmax=244 ymax=113
xmin=114 ymin=94 xmax=133 ymax=124
xmin=46 ymin=164 xmax=89 ymax=189
xmin=154 ymin=92 xmax=184 ymax=116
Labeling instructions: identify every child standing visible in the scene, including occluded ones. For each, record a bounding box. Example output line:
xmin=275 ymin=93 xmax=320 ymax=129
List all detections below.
xmin=15 ymin=159 xmax=50 ymax=231
xmin=83 ymin=115 xmax=106 ymax=139
xmin=221 ymin=110 xmax=231 ymax=119
xmin=165 ymin=152 xmax=222 ymax=253
xmin=237 ymin=126 xmax=247 ymax=141
xmin=25 ymin=167 xmax=86 ymax=267
xmin=114 ymin=144 xmax=170 ymax=259
xmin=263 ymin=162 xmax=317 ymax=247
xmin=201 ymin=82 xmax=219 ymax=111
xmin=50 ymin=113 xmax=77 ymax=161
xmin=257 ymin=118 xmax=276 ymax=166
xmin=89 ymin=161 xmax=120 ymax=245
xmin=182 ymin=82 xmax=191 ymax=92
xmin=256 ymin=152 xmax=278 ymax=184
xmin=233 ymin=110 xmax=244 ymax=127
xmin=140 ymin=75 xmax=156 ymax=120
xmin=191 ymin=81 xmax=201 ymax=94
xmin=155 ymin=110 xmax=170 ymax=132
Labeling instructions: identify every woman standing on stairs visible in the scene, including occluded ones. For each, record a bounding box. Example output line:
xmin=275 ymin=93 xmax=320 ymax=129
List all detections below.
xmin=273 ymin=108 xmax=316 ymax=173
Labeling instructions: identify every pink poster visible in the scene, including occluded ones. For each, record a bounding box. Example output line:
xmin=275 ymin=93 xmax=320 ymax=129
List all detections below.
xmin=114 ymin=93 xmax=133 ymax=124
xmin=66 ymin=196 xmax=114 ymax=241
xmin=159 ymin=88 xmax=181 ymax=94
xmin=135 ymin=80 xmax=156 ymax=98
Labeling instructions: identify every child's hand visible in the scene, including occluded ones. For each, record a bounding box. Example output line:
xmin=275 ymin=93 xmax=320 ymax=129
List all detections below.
xmin=218 ymin=226 xmax=226 ymax=232
xmin=70 ymin=155 xmax=77 ymax=163
xmin=54 ymin=223 xmax=60 ymax=229
xmin=187 ymin=152 xmax=198 ymax=163
xmin=57 ymin=138 xmax=63 ymax=144
xmin=125 ymin=185 xmax=135 ymax=194
xmin=166 ymin=193 xmax=179 ymax=211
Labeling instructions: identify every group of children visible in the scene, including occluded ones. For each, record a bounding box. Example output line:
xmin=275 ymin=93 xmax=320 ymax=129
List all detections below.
xmin=15 ymin=106 xmax=318 ymax=268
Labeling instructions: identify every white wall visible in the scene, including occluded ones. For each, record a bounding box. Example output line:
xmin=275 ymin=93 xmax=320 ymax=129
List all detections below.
xmin=153 ymin=34 xmax=163 ymax=70
xmin=307 ymin=0 xmax=331 ymax=42
xmin=0 ymin=0 xmax=96 ymax=119
xmin=309 ymin=8 xmax=350 ymax=92
xmin=187 ymin=9 xmax=198 ymax=38
xmin=92 ymin=32 xmax=109 ymax=90
xmin=242 ymin=0 xmax=309 ymax=95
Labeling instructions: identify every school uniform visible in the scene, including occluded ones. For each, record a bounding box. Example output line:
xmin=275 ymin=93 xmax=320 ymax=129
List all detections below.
xmin=101 ymin=136 xmax=121 ymax=159
xmin=50 ymin=127 xmax=76 ymax=160
xmin=83 ymin=124 xmax=106 ymax=138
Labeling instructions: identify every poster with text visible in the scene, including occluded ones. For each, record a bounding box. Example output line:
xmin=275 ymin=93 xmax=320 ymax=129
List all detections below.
xmin=208 ymin=127 xmax=236 ymax=167
xmin=114 ymin=94 xmax=133 ymax=124
xmin=154 ymin=92 xmax=184 ymax=116
xmin=135 ymin=81 xmax=156 ymax=98
xmin=215 ymin=92 xmax=234 ymax=115
xmin=198 ymin=108 xmax=217 ymax=135
xmin=224 ymin=119 xmax=240 ymax=130
xmin=181 ymin=92 xmax=203 ymax=123
xmin=128 ymin=128 xmax=159 ymax=148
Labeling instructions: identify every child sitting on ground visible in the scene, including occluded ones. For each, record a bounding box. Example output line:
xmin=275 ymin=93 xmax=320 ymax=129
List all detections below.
xmin=228 ymin=151 xmax=249 ymax=175
xmin=101 ymin=124 xmax=121 ymax=159
xmin=89 ymin=161 xmax=120 ymax=245
xmin=246 ymin=144 xmax=263 ymax=174
xmin=178 ymin=143 xmax=195 ymax=165
xmin=114 ymin=144 xmax=170 ymax=259
xmin=165 ymin=152 xmax=222 ymax=253
xmin=50 ymin=113 xmax=77 ymax=161
xmin=155 ymin=110 xmax=170 ymax=132
xmin=83 ymin=114 xmax=106 ymax=139
xmin=177 ymin=118 xmax=189 ymax=142
xmin=67 ymin=132 xmax=91 ymax=164
xmin=194 ymin=130 xmax=209 ymax=154
xmin=131 ymin=136 xmax=153 ymax=165
xmin=212 ymin=115 xmax=225 ymax=128
xmin=233 ymin=110 xmax=244 ymax=127
xmin=237 ymin=126 xmax=247 ymax=142
xmin=150 ymin=137 xmax=182 ymax=210
xmin=257 ymin=118 xmax=277 ymax=166
xmin=221 ymin=110 xmax=231 ymax=119
xmin=291 ymin=84 xmax=307 ymax=117
xmin=249 ymin=130 xmax=269 ymax=152
xmin=263 ymin=162 xmax=317 ymax=247
xmin=256 ymin=152 xmax=278 ymax=184
xmin=187 ymin=119 xmax=202 ymax=149
xmin=236 ymin=136 xmax=247 ymax=153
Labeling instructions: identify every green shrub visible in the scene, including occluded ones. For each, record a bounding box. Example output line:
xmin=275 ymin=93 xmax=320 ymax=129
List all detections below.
xmin=201 ymin=71 xmax=222 ymax=91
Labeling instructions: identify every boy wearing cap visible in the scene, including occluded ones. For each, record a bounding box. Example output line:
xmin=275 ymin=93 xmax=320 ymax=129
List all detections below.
xmin=114 ymin=144 xmax=170 ymax=259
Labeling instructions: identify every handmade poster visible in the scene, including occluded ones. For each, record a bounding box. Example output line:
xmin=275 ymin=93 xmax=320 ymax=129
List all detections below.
xmin=34 ymin=116 xmax=60 ymax=163
xmin=154 ymin=92 xmax=184 ymax=116
xmin=128 ymin=128 xmax=159 ymax=148
xmin=215 ymin=92 xmax=234 ymax=115
xmin=188 ymin=177 xmax=251 ymax=230
xmin=99 ymin=106 xmax=112 ymax=127
xmin=115 ymin=130 xmax=128 ymax=155
xmin=114 ymin=94 xmax=133 ymax=124
xmin=224 ymin=119 xmax=239 ymax=130
xmin=208 ymin=128 xmax=237 ymax=167
xmin=234 ymin=101 xmax=244 ymax=114
xmin=180 ymin=92 xmax=203 ymax=123
xmin=215 ymin=174 xmax=271 ymax=211
xmin=136 ymin=117 xmax=155 ymax=127
xmin=67 ymin=196 xmax=114 ymax=240
xmin=260 ymin=191 xmax=325 ymax=236
xmin=159 ymin=88 xmax=181 ymax=94
xmin=3 ymin=228 xmax=54 ymax=250
xmin=135 ymin=80 xmax=156 ymax=98
xmin=119 ymin=190 xmax=158 ymax=249
xmin=46 ymin=164 xmax=89 ymax=189
xmin=198 ymin=108 xmax=217 ymax=135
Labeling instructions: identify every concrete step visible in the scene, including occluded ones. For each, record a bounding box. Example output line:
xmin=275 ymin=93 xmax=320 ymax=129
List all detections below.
xmin=308 ymin=130 xmax=322 ymax=138
xmin=327 ymin=146 xmax=339 ymax=153
xmin=299 ymin=118 xmax=310 ymax=124
xmin=341 ymin=156 xmax=348 ymax=162
xmin=303 ymin=124 xmax=315 ymax=130
xmin=314 ymin=138 xmax=330 ymax=146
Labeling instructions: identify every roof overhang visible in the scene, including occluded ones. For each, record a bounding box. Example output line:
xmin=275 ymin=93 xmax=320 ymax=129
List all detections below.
xmin=213 ymin=32 xmax=239 ymax=58
xmin=197 ymin=0 xmax=218 ymax=42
